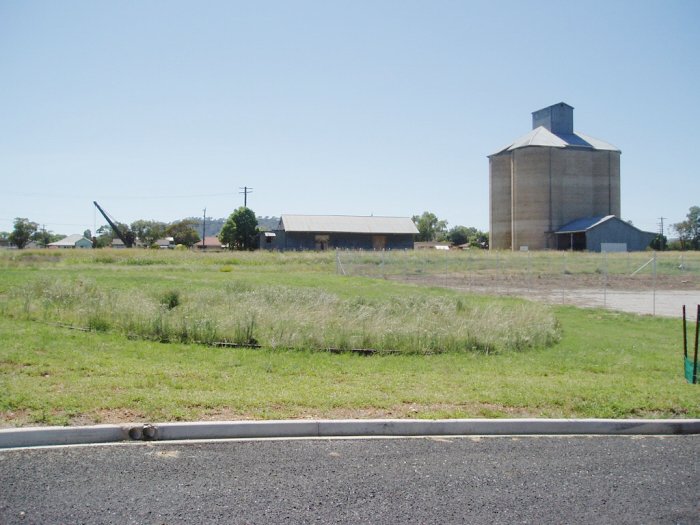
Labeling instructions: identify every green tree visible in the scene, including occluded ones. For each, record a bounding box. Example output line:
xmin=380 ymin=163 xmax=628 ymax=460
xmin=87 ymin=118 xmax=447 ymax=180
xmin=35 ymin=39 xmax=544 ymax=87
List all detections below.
xmin=95 ymin=222 xmax=135 ymax=247
xmin=673 ymin=206 xmax=700 ymax=250
xmin=468 ymin=230 xmax=489 ymax=249
xmin=447 ymin=225 xmax=478 ymax=246
xmin=167 ymin=219 xmax=201 ymax=247
xmin=412 ymin=212 xmax=448 ymax=242
xmin=115 ymin=222 xmax=136 ymax=247
xmin=32 ymin=228 xmax=63 ymax=248
xmin=94 ymin=225 xmax=112 ymax=248
xmin=131 ymin=220 xmax=167 ymax=247
xmin=9 ymin=218 xmax=38 ymax=249
xmin=650 ymin=234 xmax=667 ymax=251
xmin=219 ymin=207 xmax=259 ymax=250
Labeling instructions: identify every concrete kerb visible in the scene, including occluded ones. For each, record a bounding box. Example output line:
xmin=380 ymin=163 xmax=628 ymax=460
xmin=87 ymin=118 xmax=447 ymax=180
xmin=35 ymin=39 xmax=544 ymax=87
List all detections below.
xmin=1 ymin=419 xmax=699 ymax=449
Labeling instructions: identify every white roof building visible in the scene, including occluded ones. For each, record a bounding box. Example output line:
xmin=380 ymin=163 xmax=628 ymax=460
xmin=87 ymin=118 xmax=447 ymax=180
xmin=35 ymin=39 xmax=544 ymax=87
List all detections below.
xmin=48 ymin=234 xmax=93 ymax=249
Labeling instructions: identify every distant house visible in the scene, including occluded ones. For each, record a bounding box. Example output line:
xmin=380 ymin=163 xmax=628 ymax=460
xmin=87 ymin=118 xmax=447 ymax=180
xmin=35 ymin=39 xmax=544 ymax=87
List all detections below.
xmin=262 ymin=214 xmax=418 ymax=251
xmin=154 ymin=237 xmax=175 ymax=249
xmin=197 ymin=236 xmax=224 ymax=251
xmin=554 ymin=216 xmax=655 ymax=252
xmin=111 ymin=238 xmax=126 ymax=249
xmin=48 ymin=234 xmax=93 ymax=249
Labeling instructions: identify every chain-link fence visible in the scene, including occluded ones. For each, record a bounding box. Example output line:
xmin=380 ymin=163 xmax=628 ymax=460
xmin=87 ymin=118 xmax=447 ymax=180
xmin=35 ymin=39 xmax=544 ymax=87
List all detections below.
xmin=336 ymin=249 xmax=700 ymax=317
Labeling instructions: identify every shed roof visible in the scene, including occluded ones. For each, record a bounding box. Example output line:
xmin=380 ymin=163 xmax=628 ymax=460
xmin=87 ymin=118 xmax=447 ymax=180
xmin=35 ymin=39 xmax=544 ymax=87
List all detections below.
xmin=280 ymin=215 xmax=419 ymax=235
xmin=201 ymin=236 xmax=222 ymax=247
xmin=49 ymin=234 xmax=91 ymax=247
xmin=490 ymin=127 xmax=619 ymax=156
xmin=555 ymin=216 xmax=615 ymax=234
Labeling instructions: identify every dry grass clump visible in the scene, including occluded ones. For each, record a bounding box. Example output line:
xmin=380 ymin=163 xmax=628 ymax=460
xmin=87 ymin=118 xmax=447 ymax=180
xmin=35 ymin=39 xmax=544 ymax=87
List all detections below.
xmin=4 ymin=277 xmax=558 ymax=354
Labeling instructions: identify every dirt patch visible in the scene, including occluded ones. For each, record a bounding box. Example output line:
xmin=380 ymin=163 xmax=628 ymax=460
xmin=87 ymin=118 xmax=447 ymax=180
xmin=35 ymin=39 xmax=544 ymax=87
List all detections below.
xmin=392 ymin=272 xmax=699 ymax=293
xmin=0 ymin=403 xmax=543 ymax=427
xmin=390 ymin=274 xmax=700 ymax=318
xmin=0 ymin=410 xmax=34 ymax=428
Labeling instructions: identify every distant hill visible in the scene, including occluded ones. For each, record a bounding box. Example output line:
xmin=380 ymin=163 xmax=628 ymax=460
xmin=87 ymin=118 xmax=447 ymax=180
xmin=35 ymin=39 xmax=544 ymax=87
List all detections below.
xmin=257 ymin=216 xmax=281 ymax=231
xmin=184 ymin=216 xmax=280 ymax=237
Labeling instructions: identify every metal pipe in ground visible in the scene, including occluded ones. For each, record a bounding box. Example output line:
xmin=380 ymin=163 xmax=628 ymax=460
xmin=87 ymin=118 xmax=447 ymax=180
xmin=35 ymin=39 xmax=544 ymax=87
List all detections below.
xmin=694 ymin=304 xmax=699 ymax=384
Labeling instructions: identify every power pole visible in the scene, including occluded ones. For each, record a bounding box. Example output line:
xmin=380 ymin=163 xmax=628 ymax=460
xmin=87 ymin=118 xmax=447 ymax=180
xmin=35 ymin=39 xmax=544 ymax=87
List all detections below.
xmin=201 ymin=208 xmax=206 ymax=249
xmin=239 ymin=186 xmax=253 ymax=207
xmin=657 ymin=217 xmax=666 ymax=236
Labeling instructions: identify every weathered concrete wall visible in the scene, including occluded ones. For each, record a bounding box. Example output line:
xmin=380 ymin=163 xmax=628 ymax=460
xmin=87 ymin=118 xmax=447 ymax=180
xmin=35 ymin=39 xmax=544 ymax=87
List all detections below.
xmin=511 ymin=148 xmax=551 ymax=250
xmin=489 ymin=155 xmax=512 ymax=250
xmin=591 ymin=150 xmax=621 ymax=217
xmin=553 ymin=148 xmax=595 ymax=227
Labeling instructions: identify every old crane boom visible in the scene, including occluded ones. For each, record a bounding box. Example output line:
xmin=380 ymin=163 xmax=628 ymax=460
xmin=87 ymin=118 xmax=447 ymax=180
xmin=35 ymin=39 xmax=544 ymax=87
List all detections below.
xmin=93 ymin=201 xmax=133 ymax=248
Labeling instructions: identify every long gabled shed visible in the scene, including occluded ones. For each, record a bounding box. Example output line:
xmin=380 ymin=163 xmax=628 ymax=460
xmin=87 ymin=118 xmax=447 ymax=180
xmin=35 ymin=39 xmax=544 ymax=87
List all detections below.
xmin=263 ymin=215 xmax=418 ymax=251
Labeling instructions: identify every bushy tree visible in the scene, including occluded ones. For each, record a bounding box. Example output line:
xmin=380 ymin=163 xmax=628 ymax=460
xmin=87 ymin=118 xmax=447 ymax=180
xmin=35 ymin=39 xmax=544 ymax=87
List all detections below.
xmin=32 ymin=228 xmax=64 ymax=247
xmin=673 ymin=206 xmax=700 ymax=250
xmin=412 ymin=212 xmax=448 ymax=242
xmin=131 ymin=220 xmax=167 ymax=247
xmin=94 ymin=225 xmax=112 ymax=248
xmin=219 ymin=207 xmax=259 ymax=250
xmin=167 ymin=219 xmax=200 ymax=247
xmin=468 ymin=230 xmax=489 ymax=249
xmin=650 ymin=234 xmax=667 ymax=251
xmin=9 ymin=218 xmax=38 ymax=249
xmin=446 ymin=226 xmax=476 ymax=246
xmin=115 ymin=222 xmax=136 ymax=247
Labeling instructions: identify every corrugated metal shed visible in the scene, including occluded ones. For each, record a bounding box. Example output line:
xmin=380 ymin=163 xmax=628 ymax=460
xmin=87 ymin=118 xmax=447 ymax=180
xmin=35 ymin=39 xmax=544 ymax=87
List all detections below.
xmin=556 ymin=216 xmax=615 ymax=234
xmin=280 ymin=215 xmax=418 ymax=235
xmin=490 ymin=127 xmax=619 ymax=156
xmin=554 ymin=215 xmax=655 ymax=252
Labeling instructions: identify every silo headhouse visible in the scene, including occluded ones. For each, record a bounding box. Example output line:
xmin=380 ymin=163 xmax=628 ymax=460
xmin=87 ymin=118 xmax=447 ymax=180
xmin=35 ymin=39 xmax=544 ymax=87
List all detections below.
xmin=489 ymin=102 xmax=621 ymax=250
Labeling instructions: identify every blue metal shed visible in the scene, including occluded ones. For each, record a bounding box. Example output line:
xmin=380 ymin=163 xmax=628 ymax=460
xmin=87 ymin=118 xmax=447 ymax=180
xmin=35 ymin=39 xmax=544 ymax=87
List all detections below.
xmin=554 ymin=216 xmax=656 ymax=252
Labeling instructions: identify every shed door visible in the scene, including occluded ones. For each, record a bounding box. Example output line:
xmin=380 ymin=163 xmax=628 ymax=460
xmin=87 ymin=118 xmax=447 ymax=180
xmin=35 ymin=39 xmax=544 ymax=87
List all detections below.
xmin=372 ymin=235 xmax=386 ymax=250
xmin=315 ymin=235 xmax=330 ymax=251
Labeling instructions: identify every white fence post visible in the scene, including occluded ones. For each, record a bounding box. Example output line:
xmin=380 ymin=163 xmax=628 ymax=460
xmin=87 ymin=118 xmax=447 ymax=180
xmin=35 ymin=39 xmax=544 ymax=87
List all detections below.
xmin=652 ymin=251 xmax=657 ymax=316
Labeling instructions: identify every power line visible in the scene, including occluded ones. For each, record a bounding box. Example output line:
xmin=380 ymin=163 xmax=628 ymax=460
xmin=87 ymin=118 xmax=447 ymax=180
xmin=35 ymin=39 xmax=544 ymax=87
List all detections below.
xmin=3 ymin=191 xmax=241 ymax=200
xmin=239 ymin=186 xmax=253 ymax=207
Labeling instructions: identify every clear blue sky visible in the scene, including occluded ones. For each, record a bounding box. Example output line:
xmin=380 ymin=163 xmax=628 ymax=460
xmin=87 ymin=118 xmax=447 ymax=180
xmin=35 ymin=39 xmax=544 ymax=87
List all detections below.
xmin=1 ymin=1 xmax=698 ymax=236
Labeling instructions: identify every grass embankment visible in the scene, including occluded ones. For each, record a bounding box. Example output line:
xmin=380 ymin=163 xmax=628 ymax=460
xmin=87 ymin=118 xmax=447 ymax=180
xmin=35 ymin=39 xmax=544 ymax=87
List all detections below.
xmin=0 ymin=249 xmax=697 ymax=426
xmin=0 ymin=250 xmax=557 ymax=354
xmin=339 ymin=249 xmax=700 ymax=291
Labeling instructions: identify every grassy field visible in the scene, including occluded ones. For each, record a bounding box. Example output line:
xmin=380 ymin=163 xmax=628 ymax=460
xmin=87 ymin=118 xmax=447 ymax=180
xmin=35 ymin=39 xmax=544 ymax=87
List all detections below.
xmin=0 ymin=249 xmax=697 ymax=426
xmin=338 ymin=249 xmax=700 ymax=291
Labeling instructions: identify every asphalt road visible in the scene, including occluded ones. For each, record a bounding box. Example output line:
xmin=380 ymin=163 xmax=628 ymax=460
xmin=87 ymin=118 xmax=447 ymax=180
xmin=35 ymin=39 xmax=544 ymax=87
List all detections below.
xmin=1 ymin=435 xmax=698 ymax=524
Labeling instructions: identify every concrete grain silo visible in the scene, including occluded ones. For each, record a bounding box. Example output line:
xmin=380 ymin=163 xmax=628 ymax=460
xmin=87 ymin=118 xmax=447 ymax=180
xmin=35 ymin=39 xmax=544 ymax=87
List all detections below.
xmin=489 ymin=103 xmax=621 ymax=250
